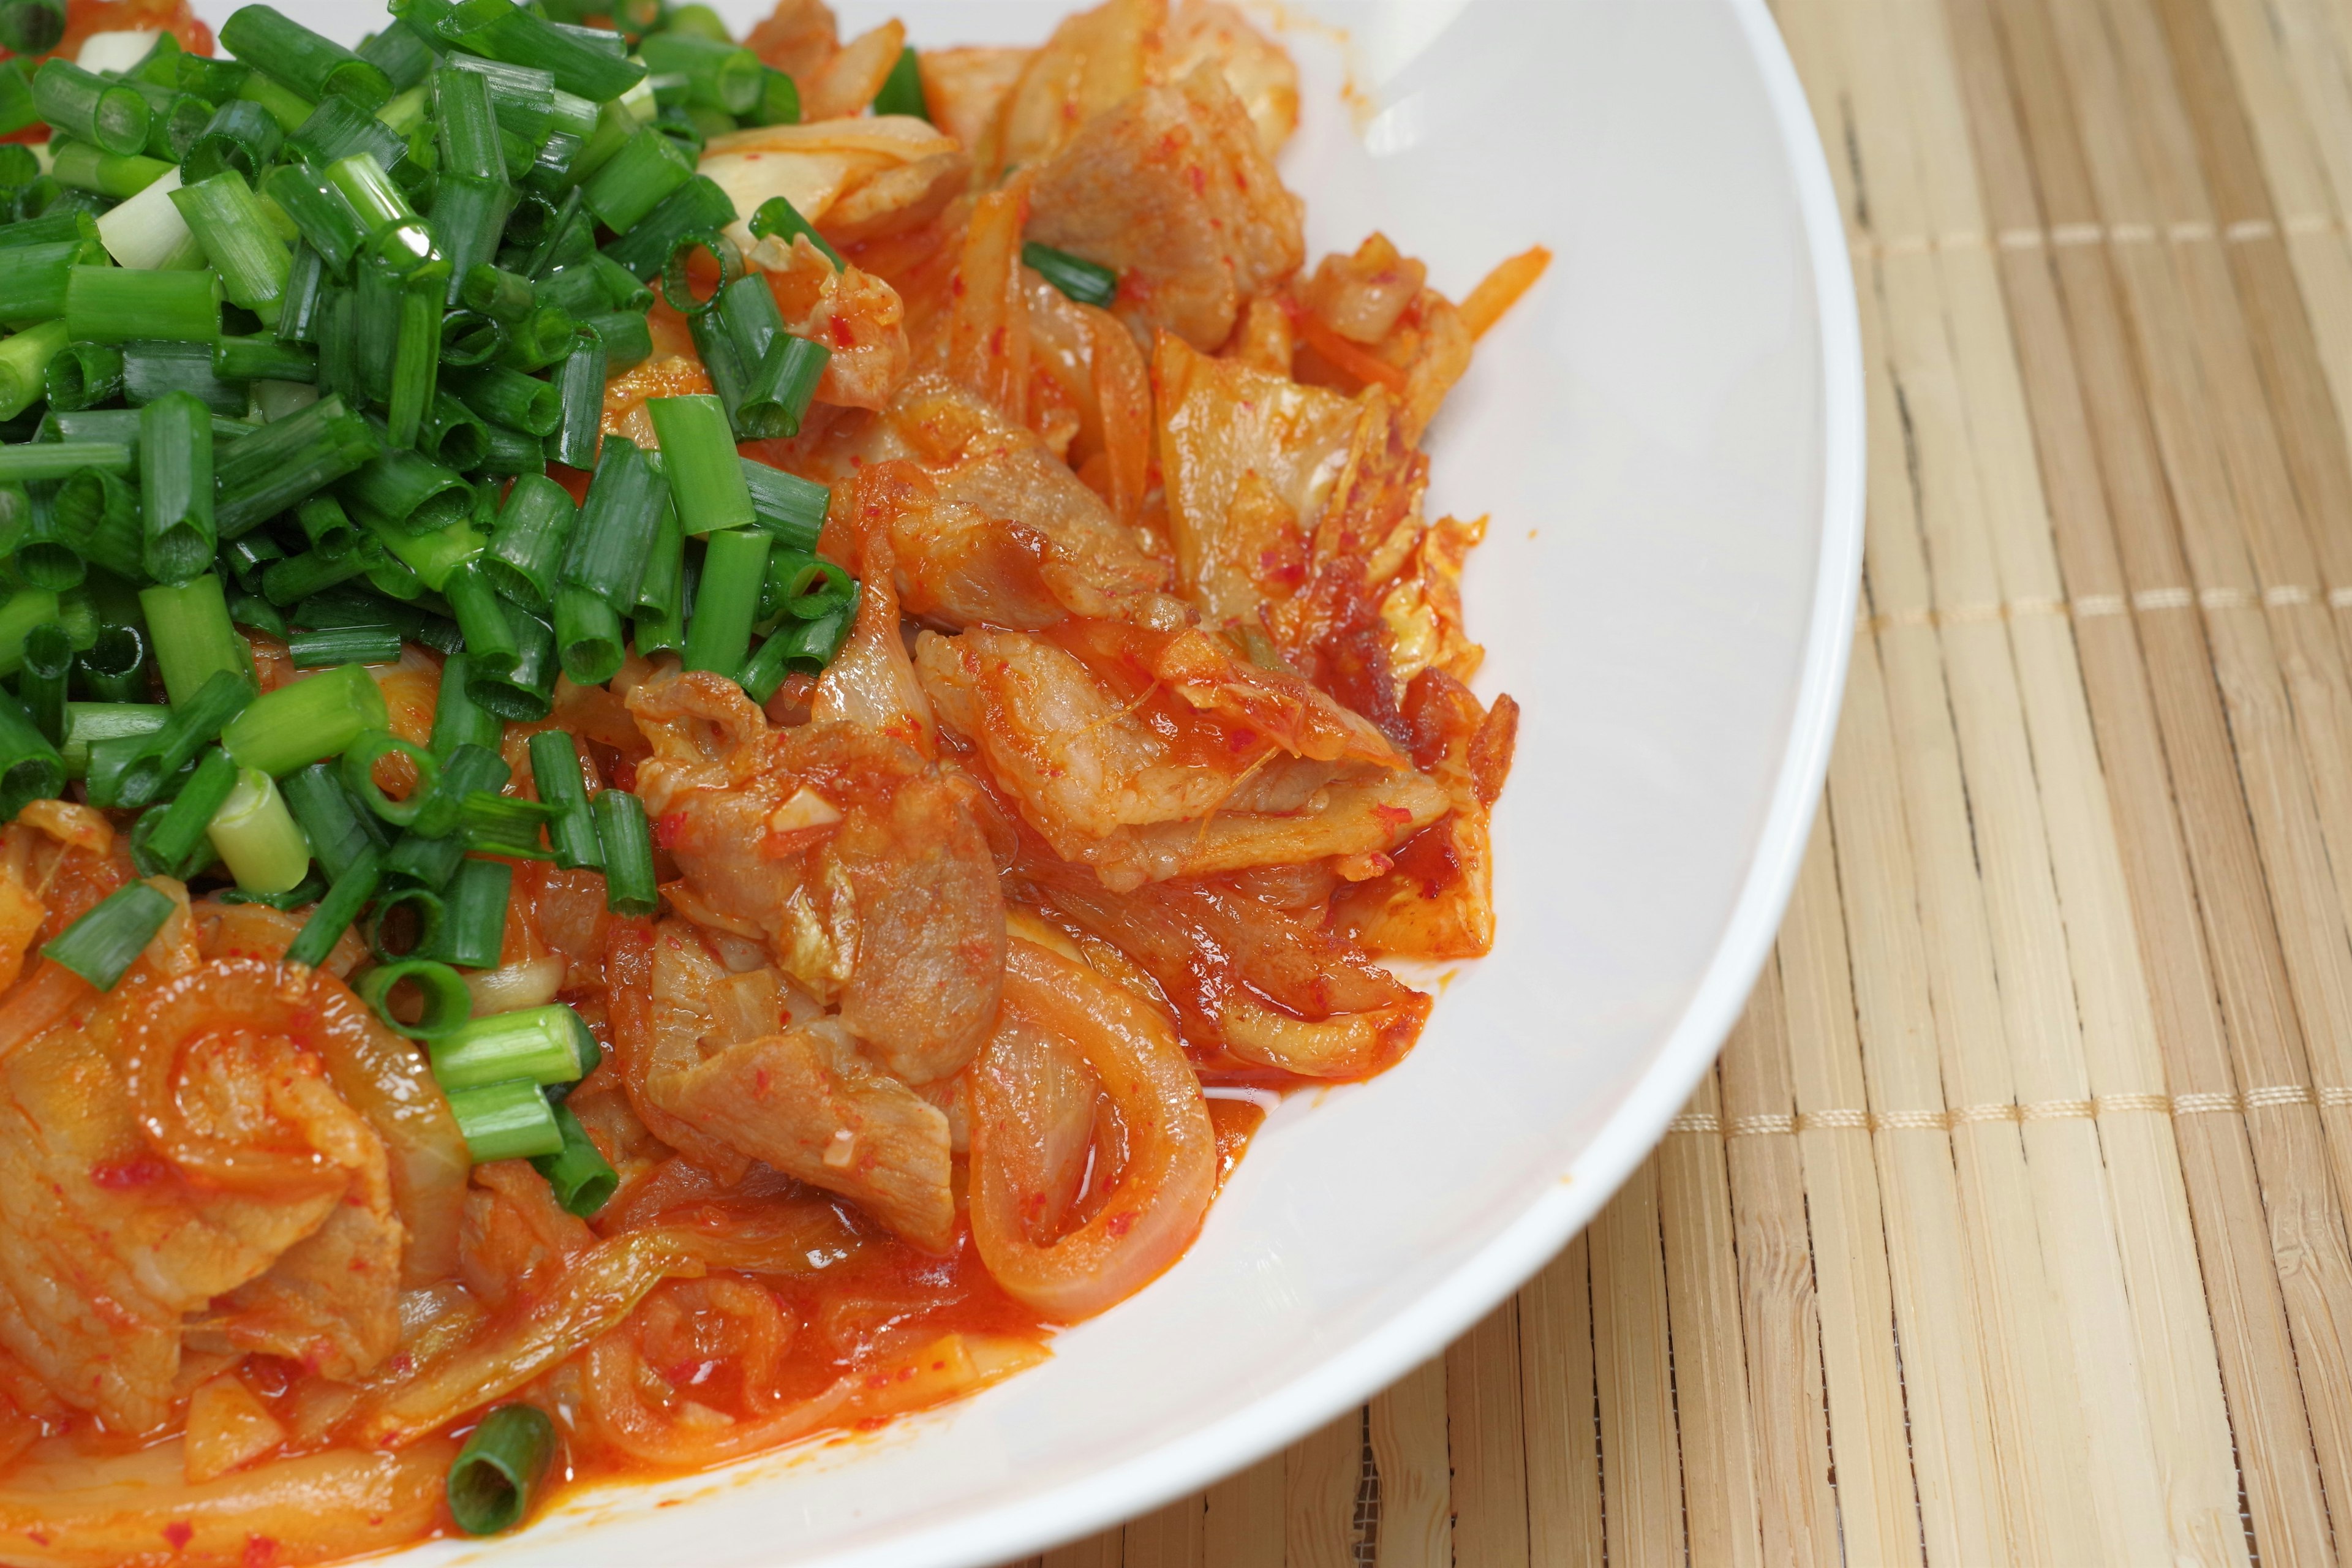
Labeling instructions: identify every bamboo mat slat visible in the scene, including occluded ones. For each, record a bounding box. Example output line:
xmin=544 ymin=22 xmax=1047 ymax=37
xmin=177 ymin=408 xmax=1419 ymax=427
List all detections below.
xmin=986 ymin=0 xmax=2352 ymax=1558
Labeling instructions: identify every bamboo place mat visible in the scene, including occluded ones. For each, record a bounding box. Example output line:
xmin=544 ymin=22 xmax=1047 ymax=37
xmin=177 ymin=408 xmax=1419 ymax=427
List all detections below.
xmin=989 ymin=0 xmax=2352 ymax=1558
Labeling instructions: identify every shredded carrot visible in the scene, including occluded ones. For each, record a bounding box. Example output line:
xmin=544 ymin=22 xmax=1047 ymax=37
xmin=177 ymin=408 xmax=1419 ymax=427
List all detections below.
xmin=1291 ymin=309 xmax=1410 ymax=393
xmin=1458 ymin=246 xmax=1553 ymax=340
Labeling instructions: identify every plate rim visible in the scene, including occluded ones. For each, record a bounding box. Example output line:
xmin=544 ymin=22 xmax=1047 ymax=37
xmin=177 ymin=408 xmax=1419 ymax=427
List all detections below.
xmin=771 ymin=1 xmax=1868 ymax=1562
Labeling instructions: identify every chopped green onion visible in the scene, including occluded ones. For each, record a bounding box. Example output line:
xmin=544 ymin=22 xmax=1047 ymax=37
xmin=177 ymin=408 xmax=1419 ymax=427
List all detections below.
xmin=1023 ymin=241 xmax=1119 ymax=309
xmin=324 ymin=150 xmax=416 ymax=242
xmin=121 ymin=341 xmax=247 ymax=417
xmin=460 ymin=791 xmax=556 ymax=859
xmin=428 ymin=0 xmax=647 ymax=99
xmin=217 ymin=334 xmax=318 ymax=385
xmin=34 ymin=344 xmax=117 ymax=425
xmin=281 ymin=760 xmax=385 ymax=881
xmin=438 ymin=564 xmax=517 ymax=678
xmin=0 ymin=0 xmax=62 ymax=55
xmin=0 ymin=438 xmax=130 ymax=485
xmin=646 ymin=394 xmax=752 ymax=536
xmin=444 ymin=1075 xmax=562 ymax=1163
xmin=559 ymin=434 xmax=665 ymax=611
xmin=429 ymin=853 xmax=511 ymax=970
xmin=481 ymin=473 xmax=575 ymax=611
xmin=462 ymin=263 xmax=538 ymax=323
xmin=439 ymin=309 xmax=506 ymax=369
xmin=747 ymin=194 xmax=840 ymax=270
xmin=60 ymin=701 xmax=165 ymax=777
xmin=552 ymin=583 xmax=625 ymax=686
xmin=41 ymin=880 xmax=172 ymax=990
xmin=15 ymin=622 xmax=70 ymax=747
xmin=134 ymin=745 xmax=240 ymax=878
xmin=0 ymin=684 xmax=65 ymax=821
xmin=739 ymin=334 xmax=828 ymax=439
xmin=357 ymin=956 xmax=472 ymax=1040
xmin=216 ymin=392 xmax=380 ymax=538
xmin=433 ymin=64 xmax=506 ymax=186
xmin=764 ymin=549 xmax=856 ymax=622
xmin=262 ymin=162 xmax=365 ymax=275
xmin=749 ymin=67 xmax=800 ymax=130
xmin=527 ymin=729 xmax=602 ymax=872
xmin=224 ymin=4 xmax=396 ymax=109
xmin=206 ymin=764 xmax=314 ymax=895
xmin=639 ymin=32 xmax=761 ymax=116
xmin=50 ymin=140 xmax=172 ymax=200
xmin=454 ymin=363 xmax=562 ymax=437
xmin=408 ymin=740 xmax=511 ymax=839
xmin=684 ymin=526 xmax=770 ymax=677
xmin=580 ymin=124 xmax=690 ymax=234
xmin=173 ymin=170 xmax=292 ymax=326
xmin=0 ymin=587 xmax=60 ymax=680
xmin=492 ymin=303 xmax=576 ymax=372
xmin=34 ymin=59 xmax=152 ymax=159
xmin=140 ymin=575 xmax=249 ymax=706
xmin=872 ymin=45 xmax=928 ymax=121
xmin=263 ymin=545 xmax=372 ymax=606
xmin=463 ymin=598 xmax=557 ymax=722
xmin=657 ymin=227 xmax=739 ymax=319
xmin=72 ymin=628 xmax=151 ymax=706
xmin=66 ymin=266 xmax=221 ymax=345
xmin=600 ymin=173 xmax=734 ymax=280
xmin=184 ymin=99 xmax=287 ymax=185
xmin=739 ymin=595 xmax=855 ymax=700
xmin=532 ymin=265 xmax=603 ymax=319
xmin=388 ymin=262 xmax=451 ymax=448
xmin=289 ymin=624 xmax=404 ymax=667
xmin=477 ymin=421 xmax=546 ymax=476
xmin=741 ymin=457 xmax=828 ymax=552
xmin=444 ymin=1401 xmax=559 ymax=1534
xmin=532 ymin=1101 xmax=617 ymax=1216
xmin=361 ymin=20 xmax=438 ymax=93
xmin=581 ymin=309 xmax=649 ymax=374
xmin=548 ymin=326 xmax=605 ymax=468
xmin=138 ymin=391 xmax=216 ymax=585
xmin=222 ymin=661 xmax=390 ymax=776
xmin=337 ymin=435 xmax=471 ymax=537
xmin=430 ymin=655 xmax=505 ymax=760
xmin=713 ymin=270 xmax=782 ymax=370
xmin=367 ymin=882 xmax=445 ymax=961
xmin=587 ymin=251 xmax=653 ymax=314
xmin=522 ymin=186 xmax=588 ymax=283
xmin=431 ymin=1000 xmax=597 ymax=1090
xmin=428 ymin=174 xmax=516 ymax=305
xmin=114 ymin=666 xmax=251 ymax=811
xmin=342 ymin=728 xmax=440 ymax=826
xmin=592 ymin=786 xmax=655 ymax=916
xmin=285 ymin=845 xmax=382 ymax=970
xmin=0 ymin=322 xmax=72 ymax=421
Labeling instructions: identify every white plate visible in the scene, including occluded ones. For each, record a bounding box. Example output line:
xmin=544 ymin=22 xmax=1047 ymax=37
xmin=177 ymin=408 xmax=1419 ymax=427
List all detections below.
xmin=202 ymin=0 xmax=1861 ymax=1559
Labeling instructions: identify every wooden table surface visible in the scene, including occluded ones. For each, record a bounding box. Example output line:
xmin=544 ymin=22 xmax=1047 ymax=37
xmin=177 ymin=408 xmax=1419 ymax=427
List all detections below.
xmin=998 ymin=0 xmax=2352 ymax=1558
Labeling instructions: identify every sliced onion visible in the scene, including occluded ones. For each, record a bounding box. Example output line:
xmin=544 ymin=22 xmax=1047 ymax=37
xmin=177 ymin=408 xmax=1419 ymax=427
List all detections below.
xmin=461 ymin=955 xmax=565 ymax=1016
xmin=968 ymin=938 xmax=1216 ymax=1319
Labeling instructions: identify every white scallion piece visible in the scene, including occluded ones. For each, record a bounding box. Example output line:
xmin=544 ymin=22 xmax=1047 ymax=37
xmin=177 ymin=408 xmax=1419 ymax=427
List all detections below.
xmin=76 ymin=29 xmax=159 ymax=74
xmin=96 ymin=165 xmax=194 ymax=271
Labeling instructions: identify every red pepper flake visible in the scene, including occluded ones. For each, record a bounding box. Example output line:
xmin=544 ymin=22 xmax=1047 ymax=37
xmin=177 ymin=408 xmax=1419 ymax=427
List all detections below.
xmin=1104 ymin=1210 xmax=1134 ymax=1238
xmin=243 ymin=1534 xmax=280 ymax=1568
xmin=91 ymin=1153 xmax=171 ymax=1190
xmin=162 ymin=1521 xmax=194 ymax=1551
xmin=1373 ymin=804 xmax=1414 ymax=828
xmin=652 ymin=811 xmax=690 ymax=850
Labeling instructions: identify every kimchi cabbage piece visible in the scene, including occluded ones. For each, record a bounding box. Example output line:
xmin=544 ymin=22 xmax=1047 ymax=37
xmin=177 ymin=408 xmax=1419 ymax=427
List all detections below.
xmin=0 ymin=0 xmax=1544 ymax=1558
